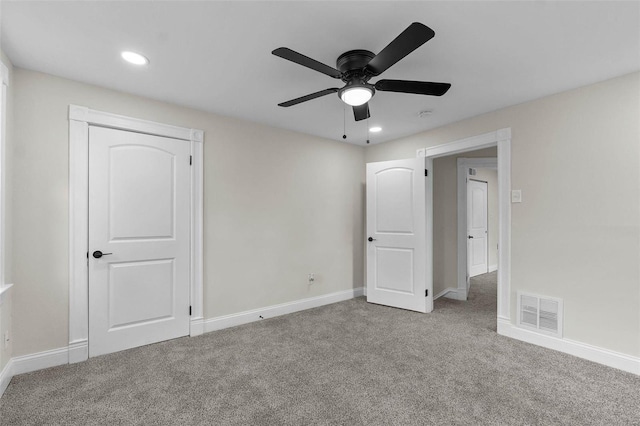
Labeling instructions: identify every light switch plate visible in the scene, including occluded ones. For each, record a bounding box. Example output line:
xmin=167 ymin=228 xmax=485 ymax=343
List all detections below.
xmin=511 ymin=190 xmax=522 ymax=203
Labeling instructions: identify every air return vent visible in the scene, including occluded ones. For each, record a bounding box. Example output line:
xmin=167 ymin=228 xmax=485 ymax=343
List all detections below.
xmin=517 ymin=292 xmax=563 ymax=337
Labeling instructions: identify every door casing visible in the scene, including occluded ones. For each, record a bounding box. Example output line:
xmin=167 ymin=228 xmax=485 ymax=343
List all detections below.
xmin=417 ymin=128 xmax=511 ymax=323
xmin=68 ymin=105 xmax=204 ymax=364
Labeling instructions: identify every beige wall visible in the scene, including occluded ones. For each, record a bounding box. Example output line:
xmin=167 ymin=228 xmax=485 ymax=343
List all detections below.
xmin=475 ymin=167 xmax=498 ymax=270
xmin=431 ymin=148 xmax=497 ymax=297
xmin=0 ymin=49 xmax=14 ymax=373
xmin=366 ymin=72 xmax=640 ymax=357
xmin=11 ymin=68 xmax=365 ymax=357
xmin=5 ymin=65 xmax=640 ymax=361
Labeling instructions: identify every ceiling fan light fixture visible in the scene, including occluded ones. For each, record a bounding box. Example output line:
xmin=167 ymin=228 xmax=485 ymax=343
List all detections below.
xmin=273 ymin=22 xmax=450 ymax=123
xmin=340 ymin=86 xmax=373 ymax=106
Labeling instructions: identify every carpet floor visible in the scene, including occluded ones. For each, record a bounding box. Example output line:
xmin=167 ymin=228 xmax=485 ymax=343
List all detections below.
xmin=1 ymin=272 xmax=639 ymax=425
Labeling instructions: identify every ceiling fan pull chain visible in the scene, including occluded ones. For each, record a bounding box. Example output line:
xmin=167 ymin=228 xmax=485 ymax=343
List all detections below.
xmin=342 ymin=103 xmax=347 ymax=140
xmin=366 ymin=117 xmax=370 ymax=144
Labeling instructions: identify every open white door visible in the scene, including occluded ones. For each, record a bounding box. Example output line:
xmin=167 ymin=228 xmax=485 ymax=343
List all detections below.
xmin=467 ymin=179 xmax=488 ymax=278
xmin=366 ymin=157 xmax=431 ymax=313
xmin=88 ymin=126 xmax=191 ymax=357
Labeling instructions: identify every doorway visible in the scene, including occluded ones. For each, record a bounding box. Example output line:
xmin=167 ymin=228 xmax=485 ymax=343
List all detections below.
xmin=364 ymin=128 xmax=511 ymax=325
xmin=423 ymin=128 xmax=511 ymax=323
xmin=68 ymin=106 xmax=204 ymax=362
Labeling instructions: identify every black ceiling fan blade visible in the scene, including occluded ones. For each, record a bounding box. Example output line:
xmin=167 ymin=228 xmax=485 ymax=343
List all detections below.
xmin=272 ymin=48 xmax=342 ymax=79
xmin=375 ymin=79 xmax=451 ymax=96
xmin=353 ymin=103 xmax=370 ymax=121
xmin=278 ymin=88 xmax=339 ymax=107
xmin=365 ymin=23 xmax=435 ymax=77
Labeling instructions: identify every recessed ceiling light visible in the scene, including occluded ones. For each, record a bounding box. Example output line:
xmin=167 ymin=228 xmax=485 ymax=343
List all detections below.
xmin=121 ymin=51 xmax=149 ymax=66
xmin=369 ymin=126 xmax=382 ymax=133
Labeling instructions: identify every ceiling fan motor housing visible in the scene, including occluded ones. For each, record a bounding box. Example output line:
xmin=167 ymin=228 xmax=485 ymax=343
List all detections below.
xmin=337 ymin=49 xmax=376 ymax=81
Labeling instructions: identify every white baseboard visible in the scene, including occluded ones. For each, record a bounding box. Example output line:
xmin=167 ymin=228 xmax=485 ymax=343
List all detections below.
xmin=1 ymin=345 xmax=72 ymax=398
xmin=68 ymin=339 xmax=88 ymax=364
xmin=435 ymin=287 xmax=467 ymax=301
xmin=11 ymin=346 xmax=69 ymax=376
xmin=0 ymin=283 xmax=13 ymax=305
xmin=0 ymin=358 xmax=13 ymax=397
xmin=190 ymin=317 xmax=204 ymax=337
xmin=497 ymin=318 xmax=639 ymax=376
xmin=204 ymin=287 xmax=364 ymax=333
xmin=445 ymin=289 xmax=467 ymax=301
xmin=488 ymin=264 xmax=498 ymax=272
xmin=435 ymin=287 xmax=457 ymax=300
xmin=0 ymin=286 xmax=365 ymax=399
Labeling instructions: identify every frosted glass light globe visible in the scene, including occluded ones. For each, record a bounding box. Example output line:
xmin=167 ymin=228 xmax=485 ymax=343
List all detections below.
xmin=340 ymin=87 xmax=372 ymax=106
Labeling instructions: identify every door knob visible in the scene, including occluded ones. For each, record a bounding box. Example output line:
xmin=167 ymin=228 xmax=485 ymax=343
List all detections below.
xmin=467 ymin=236 xmax=474 ymax=239
xmin=368 ymin=237 xmax=377 ymax=242
xmin=92 ymin=250 xmax=113 ymax=259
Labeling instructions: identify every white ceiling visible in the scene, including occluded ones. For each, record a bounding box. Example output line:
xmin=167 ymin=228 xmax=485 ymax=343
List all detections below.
xmin=2 ymin=1 xmax=639 ymax=145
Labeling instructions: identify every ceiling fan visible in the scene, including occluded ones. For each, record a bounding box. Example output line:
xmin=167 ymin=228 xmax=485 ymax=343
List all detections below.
xmin=272 ymin=22 xmax=451 ymax=122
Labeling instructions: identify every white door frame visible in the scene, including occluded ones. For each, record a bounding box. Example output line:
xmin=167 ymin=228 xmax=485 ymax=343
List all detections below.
xmin=459 ymin=158 xmax=497 ymax=297
xmin=417 ymin=128 xmax=511 ymax=322
xmin=68 ymin=105 xmax=204 ymax=363
xmin=0 ymin=62 xmax=9 ymax=289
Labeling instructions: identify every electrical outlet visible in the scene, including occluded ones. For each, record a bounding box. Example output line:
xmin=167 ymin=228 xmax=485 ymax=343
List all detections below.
xmin=3 ymin=330 xmax=9 ymax=349
xmin=308 ymin=273 xmax=315 ymax=284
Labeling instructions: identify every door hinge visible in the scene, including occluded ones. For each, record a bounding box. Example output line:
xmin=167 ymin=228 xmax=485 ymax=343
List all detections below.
xmin=425 ymin=169 xmax=428 ymax=177
xmin=189 ymin=305 xmax=192 ymax=316
xmin=189 ymin=155 xmax=192 ymax=165
xmin=425 ymin=289 xmax=429 ymax=297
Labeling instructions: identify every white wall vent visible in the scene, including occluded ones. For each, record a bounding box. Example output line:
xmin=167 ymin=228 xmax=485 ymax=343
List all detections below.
xmin=517 ymin=292 xmax=563 ymax=337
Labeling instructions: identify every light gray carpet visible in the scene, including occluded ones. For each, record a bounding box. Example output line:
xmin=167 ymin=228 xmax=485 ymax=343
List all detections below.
xmin=1 ymin=272 xmax=639 ymax=425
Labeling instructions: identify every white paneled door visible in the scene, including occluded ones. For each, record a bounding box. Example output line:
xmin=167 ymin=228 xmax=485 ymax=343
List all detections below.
xmin=467 ymin=179 xmax=488 ymax=277
xmin=366 ymin=158 xmax=430 ymax=313
xmin=88 ymin=126 xmax=191 ymax=357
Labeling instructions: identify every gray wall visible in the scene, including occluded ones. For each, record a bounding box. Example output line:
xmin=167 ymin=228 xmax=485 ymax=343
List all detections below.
xmin=366 ymin=72 xmax=640 ymax=357
xmin=11 ymin=68 xmax=365 ymax=357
